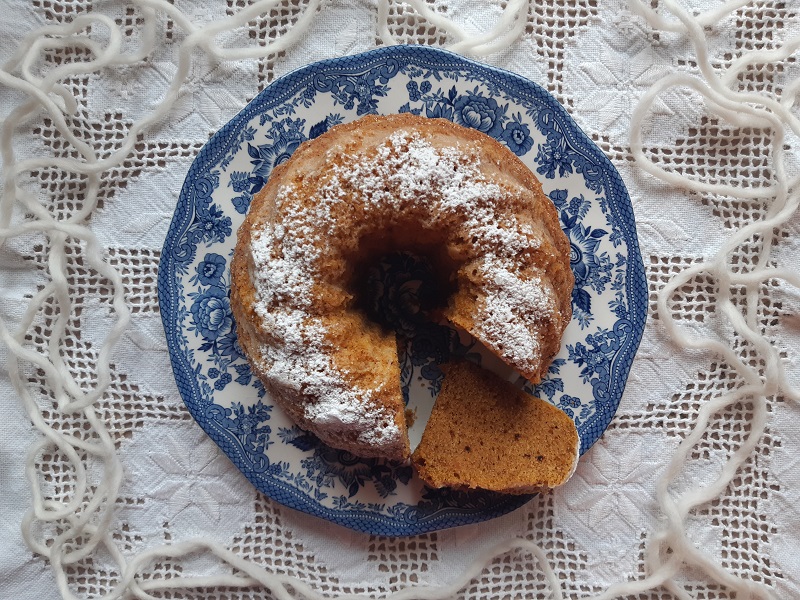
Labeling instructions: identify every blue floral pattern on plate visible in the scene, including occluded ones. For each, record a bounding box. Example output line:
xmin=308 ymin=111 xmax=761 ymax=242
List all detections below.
xmin=158 ymin=45 xmax=647 ymax=536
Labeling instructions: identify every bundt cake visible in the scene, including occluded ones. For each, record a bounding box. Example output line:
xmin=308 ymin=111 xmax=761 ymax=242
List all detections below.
xmin=230 ymin=113 xmax=574 ymax=461
xmin=412 ymin=360 xmax=580 ymax=493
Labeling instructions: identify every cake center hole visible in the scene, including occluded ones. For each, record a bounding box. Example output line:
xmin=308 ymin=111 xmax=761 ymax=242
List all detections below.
xmin=358 ymin=251 xmax=455 ymax=337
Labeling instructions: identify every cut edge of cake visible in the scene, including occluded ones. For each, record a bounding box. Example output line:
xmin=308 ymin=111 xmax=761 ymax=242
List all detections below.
xmin=411 ymin=359 xmax=580 ymax=494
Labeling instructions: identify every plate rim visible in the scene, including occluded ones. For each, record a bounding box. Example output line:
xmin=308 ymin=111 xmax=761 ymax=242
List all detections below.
xmin=158 ymin=44 xmax=648 ymax=536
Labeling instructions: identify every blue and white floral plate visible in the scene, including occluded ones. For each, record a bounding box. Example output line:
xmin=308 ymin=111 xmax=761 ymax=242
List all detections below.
xmin=158 ymin=45 xmax=647 ymax=536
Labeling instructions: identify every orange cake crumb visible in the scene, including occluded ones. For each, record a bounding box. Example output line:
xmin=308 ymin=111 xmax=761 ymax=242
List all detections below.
xmin=412 ymin=360 xmax=580 ymax=494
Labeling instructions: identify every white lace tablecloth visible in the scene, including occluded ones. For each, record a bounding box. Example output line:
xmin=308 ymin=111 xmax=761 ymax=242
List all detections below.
xmin=2 ymin=1 xmax=799 ymax=598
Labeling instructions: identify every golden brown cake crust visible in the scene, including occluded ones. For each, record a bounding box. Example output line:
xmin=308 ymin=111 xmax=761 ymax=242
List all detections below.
xmin=412 ymin=361 xmax=580 ymax=494
xmin=230 ymin=114 xmax=573 ymax=461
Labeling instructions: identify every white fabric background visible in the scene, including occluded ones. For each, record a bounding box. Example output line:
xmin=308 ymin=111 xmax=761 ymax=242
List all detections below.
xmin=1 ymin=0 xmax=799 ymax=598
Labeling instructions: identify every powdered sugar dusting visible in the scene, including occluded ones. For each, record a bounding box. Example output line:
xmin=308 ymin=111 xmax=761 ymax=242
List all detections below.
xmin=475 ymin=257 xmax=556 ymax=376
xmin=250 ymin=219 xmax=401 ymax=448
xmin=247 ymin=127 xmax=553 ymax=451
xmin=329 ymin=132 xmax=536 ymax=257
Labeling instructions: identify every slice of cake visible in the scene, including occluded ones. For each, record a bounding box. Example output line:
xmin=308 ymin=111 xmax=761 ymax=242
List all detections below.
xmin=412 ymin=360 xmax=580 ymax=494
